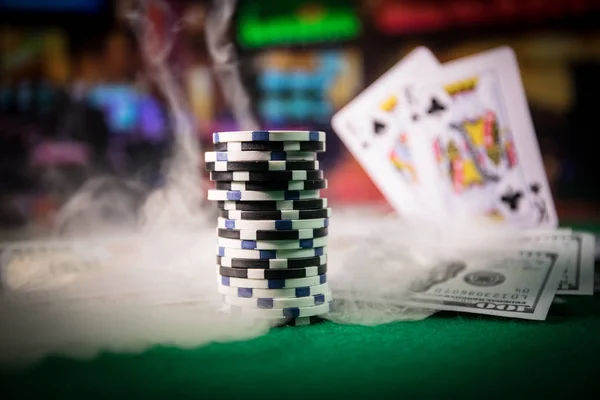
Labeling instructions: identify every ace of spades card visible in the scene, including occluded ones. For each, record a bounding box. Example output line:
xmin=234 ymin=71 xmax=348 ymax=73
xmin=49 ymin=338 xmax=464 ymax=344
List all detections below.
xmin=406 ymin=47 xmax=557 ymax=228
xmin=332 ymin=47 xmax=446 ymax=216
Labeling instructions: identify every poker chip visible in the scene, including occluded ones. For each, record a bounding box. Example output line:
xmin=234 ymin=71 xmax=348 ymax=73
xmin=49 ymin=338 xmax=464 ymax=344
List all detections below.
xmin=208 ymin=189 xmax=321 ymax=201
xmin=218 ymin=265 xmax=327 ymax=279
xmin=220 ymin=273 xmax=326 ymax=289
xmin=205 ymin=151 xmax=317 ymax=162
xmin=217 ymin=246 xmax=327 ymax=260
xmin=217 ymin=217 xmax=328 ymax=230
xmin=206 ymin=160 xmax=320 ymax=172
xmin=218 ymin=199 xmax=327 ymax=211
xmin=206 ymin=130 xmax=331 ymax=323
xmin=210 ymin=170 xmax=324 ymax=182
xmin=215 ymin=179 xmax=327 ymax=191
xmin=214 ymin=141 xmax=325 ymax=152
xmin=271 ymin=316 xmax=324 ymax=326
xmin=217 ymin=227 xmax=328 ymax=241
xmin=218 ymin=208 xmax=331 ymax=221
xmin=213 ymin=130 xmax=326 ymax=143
xmin=221 ymin=291 xmax=332 ymax=309
xmin=217 ymin=236 xmax=328 ymax=250
xmin=217 ymin=255 xmax=327 ymax=269
xmin=217 ymin=282 xmax=331 ymax=298
xmin=221 ymin=301 xmax=333 ymax=319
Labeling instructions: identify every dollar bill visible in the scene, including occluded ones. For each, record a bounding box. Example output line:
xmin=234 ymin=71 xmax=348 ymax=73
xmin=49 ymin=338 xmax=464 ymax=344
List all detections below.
xmin=519 ymin=231 xmax=595 ymax=295
xmin=403 ymin=250 xmax=568 ymax=320
xmin=0 ymin=235 xmax=144 ymax=292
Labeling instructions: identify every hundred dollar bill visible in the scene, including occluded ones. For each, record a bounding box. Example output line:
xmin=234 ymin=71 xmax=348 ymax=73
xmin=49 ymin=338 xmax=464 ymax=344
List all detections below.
xmin=519 ymin=231 xmax=595 ymax=295
xmin=0 ymin=235 xmax=154 ymax=292
xmin=403 ymin=250 xmax=568 ymax=320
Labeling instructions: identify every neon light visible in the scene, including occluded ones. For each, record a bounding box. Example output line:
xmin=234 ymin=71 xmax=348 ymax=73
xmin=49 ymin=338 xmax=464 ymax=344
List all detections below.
xmin=238 ymin=0 xmax=360 ymax=48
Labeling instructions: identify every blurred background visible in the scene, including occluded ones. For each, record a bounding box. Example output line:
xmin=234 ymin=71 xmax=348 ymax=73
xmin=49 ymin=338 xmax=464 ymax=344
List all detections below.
xmin=1 ymin=0 xmax=599 ymax=234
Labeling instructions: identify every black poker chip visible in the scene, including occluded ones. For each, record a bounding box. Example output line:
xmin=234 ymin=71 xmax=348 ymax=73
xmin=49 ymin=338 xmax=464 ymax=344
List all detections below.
xmin=219 ymin=265 xmax=327 ymax=279
xmin=217 ymin=199 xmax=327 ymax=211
xmin=210 ymin=170 xmax=324 ymax=182
xmin=218 ymin=208 xmax=330 ymax=221
xmin=217 ymin=227 xmax=328 ymax=241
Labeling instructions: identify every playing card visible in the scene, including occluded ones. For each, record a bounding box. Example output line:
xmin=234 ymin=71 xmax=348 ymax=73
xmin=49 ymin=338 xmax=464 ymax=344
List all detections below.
xmin=406 ymin=47 xmax=557 ymax=228
xmin=331 ymin=47 xmax=445 ymax=216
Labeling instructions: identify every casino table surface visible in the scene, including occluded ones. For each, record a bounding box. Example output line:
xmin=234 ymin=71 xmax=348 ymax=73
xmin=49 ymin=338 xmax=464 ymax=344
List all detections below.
xmin=1 ymin=222 xmax=598 ymax=400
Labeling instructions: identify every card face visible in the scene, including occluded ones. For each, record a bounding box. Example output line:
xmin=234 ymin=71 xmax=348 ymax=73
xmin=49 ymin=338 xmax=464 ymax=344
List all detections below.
xmin=406 ymin=47 xmax=558 ymax=228
xmin=331 ymin=47 xmax=444 ymax=216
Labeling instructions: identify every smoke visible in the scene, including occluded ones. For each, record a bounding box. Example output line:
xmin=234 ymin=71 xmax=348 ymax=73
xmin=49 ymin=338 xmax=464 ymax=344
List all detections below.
xmin=205 ymin=0 xmax=260 ymax=130
xmin=324 ymin=208 xmax=525 ymax=326
xmin=0 ymin=0 xmax=269 ymax=368
xmin=0 ymin=0 xmax=540 ymax=370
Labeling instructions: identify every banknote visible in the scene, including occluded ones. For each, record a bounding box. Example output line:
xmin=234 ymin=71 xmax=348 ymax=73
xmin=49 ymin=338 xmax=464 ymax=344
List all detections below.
xmin=518 ymin=231 xmax=595 ymax=295
xmin=0 ymin=238 xmax=125 ymax=292
xmin=404 ymin=250 xmax=568 ymax=320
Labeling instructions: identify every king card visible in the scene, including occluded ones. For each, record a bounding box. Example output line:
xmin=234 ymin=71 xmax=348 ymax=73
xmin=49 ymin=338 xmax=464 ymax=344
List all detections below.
xmin=406 ymin=47 xmax=557 ymax=228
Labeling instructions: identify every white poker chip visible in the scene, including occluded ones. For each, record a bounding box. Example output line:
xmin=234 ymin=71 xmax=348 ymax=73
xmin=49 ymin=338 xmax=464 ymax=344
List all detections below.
xmin=208 ymin=189 xmax=321 ymax=201
xmin=219 ymin=198 xmax=328 ymax=211
xmin=218 ymin=264 xmax=326 ymax=279
xmin=221 ymin=291 xmax=333 ymax=309
xmin=213 ymin=130 xmax=326 ymax=143
xmin=215 ymin=179 xmax=327 ymax=191
xmin=217 ymin=217 xmax=329 ymax=230
xmin=204 ymin=151 xmax=317 ymax=162
xmin=217 ymin=282 xmax=330 ymax=298
xmin=217 ymin=236 xmax=328 ymax=250
xmin=220 ymin=301 xmax=332 ymax=319
xmin=217 ymin=246 xmax=327 ymax=260
xmin=213 ymin=141 xmax=325 ymax=152
xmin=217 ymin=255 xmax=327 ymax=269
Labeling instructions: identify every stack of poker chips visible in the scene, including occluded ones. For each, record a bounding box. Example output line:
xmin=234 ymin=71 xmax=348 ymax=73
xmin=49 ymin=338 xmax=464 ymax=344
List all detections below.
xmin=205 ymin=130 xmax=332 ymax=326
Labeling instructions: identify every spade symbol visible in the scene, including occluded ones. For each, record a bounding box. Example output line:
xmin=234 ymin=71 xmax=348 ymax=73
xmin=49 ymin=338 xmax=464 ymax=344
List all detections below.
xmin=427 ymin=97 xmax=446 ymax=115
xmin=500 ymin=188 xmax=523 ymax=211
xmin=374 ymin=120 xmax=385 ymax=134
xmin=412 ymin=113 xmax=419 ymax=122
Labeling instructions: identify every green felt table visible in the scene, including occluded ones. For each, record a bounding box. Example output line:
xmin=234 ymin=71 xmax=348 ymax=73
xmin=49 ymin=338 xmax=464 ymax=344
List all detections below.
xmin=1 ymin=223 xmax=598 ymax=400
